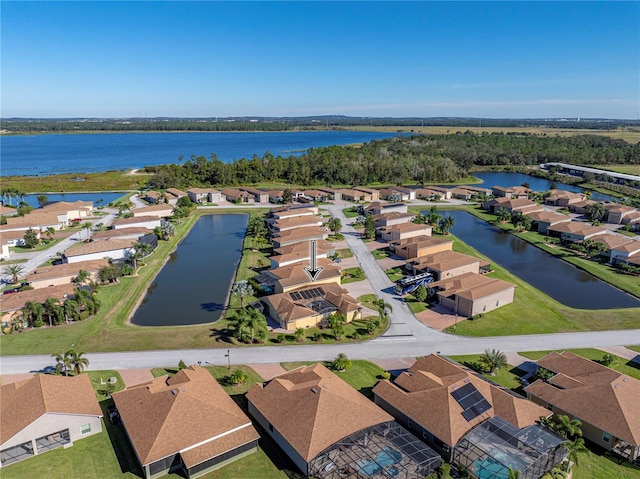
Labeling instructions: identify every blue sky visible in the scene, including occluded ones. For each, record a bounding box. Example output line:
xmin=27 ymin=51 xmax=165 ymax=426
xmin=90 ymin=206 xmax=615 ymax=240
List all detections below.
xmin=2 ymin=1 xmax=638 ymax=119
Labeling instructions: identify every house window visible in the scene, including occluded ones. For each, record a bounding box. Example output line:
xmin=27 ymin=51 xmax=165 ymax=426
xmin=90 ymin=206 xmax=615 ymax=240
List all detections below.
xmin=603 ymin=432 xmax=611 ymax=443
xmin=81 ymin=423 xmax=91 ymax=435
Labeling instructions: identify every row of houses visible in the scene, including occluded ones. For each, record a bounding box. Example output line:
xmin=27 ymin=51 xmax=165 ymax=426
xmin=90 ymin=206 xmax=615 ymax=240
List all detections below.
xmin=7 ymin=351 xmax=636 ymax=478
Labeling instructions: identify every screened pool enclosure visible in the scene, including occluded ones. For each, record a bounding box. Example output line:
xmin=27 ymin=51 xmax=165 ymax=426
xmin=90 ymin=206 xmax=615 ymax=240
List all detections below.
xmin=308 ymin=421 xmax=441 ymax=479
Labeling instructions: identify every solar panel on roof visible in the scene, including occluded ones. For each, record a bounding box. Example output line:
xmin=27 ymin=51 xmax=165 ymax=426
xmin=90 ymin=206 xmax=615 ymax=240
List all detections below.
xmin=290 ymin=291 xmax=302 ymax=301
xmin=451 ymin=383 xmax=492 ymax=422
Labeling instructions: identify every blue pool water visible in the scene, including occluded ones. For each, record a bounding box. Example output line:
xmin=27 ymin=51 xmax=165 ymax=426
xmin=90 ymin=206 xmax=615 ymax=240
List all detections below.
xmin=357 ymin=447 xmax=402 ymax=477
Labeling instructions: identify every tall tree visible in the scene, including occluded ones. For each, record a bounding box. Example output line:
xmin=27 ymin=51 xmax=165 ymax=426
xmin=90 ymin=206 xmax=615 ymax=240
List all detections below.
xmin=231 ymin=280 xmax=254 ymax=309
xmin=23 ymin=228 xmax=40 ymax=248
xmin=327 ymin=216 xmax=342 ymax=234
xmin=3 ymin=264 xmax=25 ymax=284
xmin=37 ymin=194 xmax=49 ymax=207
xmin=439 ymin=215 xmax=455 ymax=235
xmin=373 ymin=297 xmax=393 ymax=320
xmin=68 ymin=349 xmax=90 ymax=375
xmin=245 ymin=308 xmax=267 ymax=343
xmin=556 ymin=415 xmax=583 ymax=440
xmin=52 ymin=351 xmax=73 ymax=376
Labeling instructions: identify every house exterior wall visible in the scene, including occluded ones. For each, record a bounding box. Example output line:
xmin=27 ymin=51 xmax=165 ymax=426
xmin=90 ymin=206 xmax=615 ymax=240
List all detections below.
xmin=1 ymin=244 xmax=9 ymax=260
xmin=457 ymin=287 xmax=515 ymax=317
xmin=379 ymin=228 xmax=429 ymax=242
xmin=610 ymin=247 xmax=640 ymax=264
xmin=430 ymin=263 xmax=480 ymax=281
xmin=29 ymin=274 xmax=75 ymax=289
xmin=272 ymin=233 xmax=327 ymax=248
xmin=247 ymin=401 xmax=309 ymax=475
xmin=1 ymin=412 xmax=102 ymax=459
xmin=132 ymin=208 xmax=173 ymax=218
xmin=374 ymin=216 xmax=412 ymax=228
xmin=113 ymin=219 xmax=161 ymax=230
xmin=396 ymin=242 xmax=451 ymax=260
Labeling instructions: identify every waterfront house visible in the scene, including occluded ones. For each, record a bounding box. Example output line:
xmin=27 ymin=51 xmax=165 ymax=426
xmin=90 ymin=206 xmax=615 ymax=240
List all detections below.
xmin=132 ymin=204 xmax=174 ymax=218
xmin=525 ymin=351 xmax=640 ymax=462
xmin=426 ymin=272 xmax=515 ymax=317
xmin=247 ymin=363 xmax=441 ymax=478
xmin=1 ymin=374 xmax=103 ymax=468
xmin=364 ymin=202 xmax=408 ymax=216
xmin=113 ymin=366 xmax=259 ymax=479
xmin=0 ymin=206 xmax=18 ymax=216
xmin=144 ymin=191 xmax=163 ymax=204
xmin=392 ymin=235 xmax=454 ymax=260
xmin=268 ymin=215 xmax=323 ymax=235
xmin=92 ymin=227 xmax=152 ymax=242
xmin=609 ymin=240 xmax=640 ymax=265
xmin=26 ymin=259 xmax=109 ymax=289
xmin=270 ymin=240 xmax=334 ymax=268
xmin=379 ymin=188 xmax=407 ymax=201
xmin=268 ymin=205 xmax=319 ymax=220
xmin=62 ymin=238 xmax=137 ymax=264
xmin=254 ymin=259 xmax=341 ymax=294
xmin=112 ymin=215 xmax=162 ymax=231
xmin=0 ymin=284 xmax=76 ymax=325
xmin=567 ymin=199 xmax=596 ymax=215
xmin=492 ymin=185 xmax=530 ymax=199
xmin=406 ymin=250 xmax=485 ymax=280
xmin=544 ymin=189 xmax=584 ymax=207
xmin=4 ymin=212 xmax=66 ymax=232
xmin=590 ymin=234 xmax=634 ymax=261
xmin=372 ymin=212 xmax=414 ymax=228
xmin=449 ymin=188 xmax=474 ymax=200
xmin=415 ymin=188 xmax=440 ymax=200
xmin=547 ymin=221 xmax=606 ymax=243
xmin=40 ymin=201 xmax=94 ymax=221
xmin=378 ymin=222 xmax=432 ymax=242
xmin=187 ymin=188 xmax=221 ymax=204
xmin=527 ymin=211 xmax=572 ymax=234
xmin=271 ymin=226 xmax=328 ymax=249
xmin=483 ymin=197 xmax=544 ymax=215
xmin=373 ymin=355 xmax=565 ymax=477
xmin=261 ymin=283 xmax=360 ymax=330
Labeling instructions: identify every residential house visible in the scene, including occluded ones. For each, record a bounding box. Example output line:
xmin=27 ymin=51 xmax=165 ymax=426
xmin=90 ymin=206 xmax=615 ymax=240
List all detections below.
xmin=392 ymin=235 xmax=454 ymax=260
xmin=187 ymin=188 xmax=221 ymax=204
xmin=492 ymin=185 xmax=530 ymax=199
xmin=92 ymin=227 xmax=152 ymax=242
xmin=0 ymin=284 xmax=76 ymax=326
xmin=353 ymin=186 xmax=380 ymax=201
xmin=112 ymin=216 xmax=162 ymax=231
xmin=271 ymin=226 xmax=328 ymax=249
xmin=113 ymin=366 xmax=260 ymax=479
xmin=254 ymin=259 xmax=341 ymax=294
xmin=221 ymin=188 xmax=252 ymax=203
xmin=449 ymin=188 xmax=474 ymax=200
xmin=525 ymin=351 xmax=640 ymax=462
xmin=609 ymin=240 xmax=640 ymax=265
xmin=338 ymin=189 xmax=370 ymax=202
xmin=144 ymin=191 xmax=163 ymax=204
xmin=62 ymin=238 xmax=137 ymax=264
xmin=268 ymin=215 xmax=323 ymax=235
xmin=379 ymin=188 xmax=408 ymax=201
xmin=406 ymin=250 xmax=485 ymax=280
xmin=527 ymin=211 xmax=572 ymax=234
xmin=261 ymin=283 xmax=360 ymax=330
xmin=605 ymin=203 xmax=640 ymax=225
xmin=363 ymin=202 xmax=408 ymax=216
xmin=132 ymin=204 xmax=174 ymax=218
xmin=425 ymin=186 xmax=453 ymax=200
xmin=390 ymin=186 xmax=416 ymax=200
xmin=0 ymin=229 xmax=41 ymax=248
xmin=165 ymin=188 xmax=187 ymax=206
xmin=568 ymin=199 xmax=596 ymax=215
xmin=270 ymin=240 xmax=334 ymax=268
xmin=590 ymin=234 xmax=634 ymax=261
xmin=316 ymin=187 xmax=339 ymax=201
xmin=483 ymin=197 xmax=544 ymax=215
xmin=373 ymin=355 xmax=565 ymax=479
xmin=26 ymin=259 xmax=109 ymax=289
xmin=247 ymin=363 xmax=441 ymax=478
xmin=4 ymin=212 xmax=66 ymax=232
xmin=415 ymin=188 xmax=441 ymax=200
xmin=544 ymin=189 xmax=584 ymax=207
xmin=458 ymin=186 xmax=492 ymax=197
xmin=268 ymin=205 xmax=319 ymax=220
xmin=547 ymin=222 xmax=607 ymax=243
xmin=1 ymin=374 xmax=103 ymax=467
xmin=39 ymin=201 xmax=94 ymax=221
xmin=377 ymin=222 xmax=432 ymax=242
xmin=299 ymin=189 xmax=331 ymax=203
xmin=372 ymin=212 xmax=414 ymax=228
xmin=427 ymin=272 xmax=515 ymax=317
xmin=240 ymin=187 xmax=269 ymax=204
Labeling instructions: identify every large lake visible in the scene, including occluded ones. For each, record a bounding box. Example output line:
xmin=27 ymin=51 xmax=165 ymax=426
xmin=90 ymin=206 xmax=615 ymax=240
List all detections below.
xmin=447 ymin=210 xmax=640 ymax=310
xmin=1 ymin=131 xmax=398 ymax=177
xmin=130 ymin=214 xmax=247 ymax=326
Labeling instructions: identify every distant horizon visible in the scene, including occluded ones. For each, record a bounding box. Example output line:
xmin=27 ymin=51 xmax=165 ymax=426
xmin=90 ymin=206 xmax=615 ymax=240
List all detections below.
xmin=2 ymin=2 xmax=638 ymax=118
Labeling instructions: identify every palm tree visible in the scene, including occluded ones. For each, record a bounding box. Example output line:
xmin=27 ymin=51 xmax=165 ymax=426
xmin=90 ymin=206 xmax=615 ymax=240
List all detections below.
xmin=74 ymin=269 xmax=89 ymax=285
xmin=480 ymin=348 xmax=508 ymax=375
xmin=294 ymin=327 xmax=305 ymax=343
xmin=43 ymin=298 xmax=61 ymax=327
xmin=585 ymin=202 xmax=605 ymax=223
xmin=45 ymin=226 xmax=56 ymax=241
xmin=3 ymin=264 xmax=25 ymax=285
xmin=68 ymin=349 xmax=90 ymax=375
xmin=566 ymin=437 xmax=587 ymax=467
xmin=231 ymin=280 xmax=254 ymax=309
xmin=426 ymin=206 xmax=442 ymax=226
xmin=497 ymin=207 xmax=511 ymax=224
xmin=230 ymin=308 xmax=249 ymax=341
xmin=82 ymin=221 xmax=93 ymax=240
xmin=52 ymin=351 xmax=73 ymax=376
xmin=63 ymin=299 xmax=81 ymax=323
xmin=328 ymin=311 xmax=346 ymax=340
xmin=373 ymin=297 xmax=393 ymax=320
xmin=245 ymin=308 xmax=267 ymax=343
xmin=439 ymin=215 xmax=455 ymax=235
xmin=22 ymin=301 xmax=45 ymax=327
xmin=332 ymin=353 xmax=352 ymax=372
xmin=542 ymin=467 xmax=568 ymax=479
xmin=556 ymin=415 xmax=583 ymax=440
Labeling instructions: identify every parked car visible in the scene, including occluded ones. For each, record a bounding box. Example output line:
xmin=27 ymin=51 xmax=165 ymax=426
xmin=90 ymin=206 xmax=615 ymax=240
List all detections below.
xmin=107 ymin=406 xmax=120 ymax=425
xmin=42 ymin=366 xmax=57 ymax=374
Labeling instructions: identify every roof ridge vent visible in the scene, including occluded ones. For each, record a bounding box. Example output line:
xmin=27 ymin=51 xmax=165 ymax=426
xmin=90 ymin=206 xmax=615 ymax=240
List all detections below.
xmin=310 ymin=387 xmax=318 ymax=394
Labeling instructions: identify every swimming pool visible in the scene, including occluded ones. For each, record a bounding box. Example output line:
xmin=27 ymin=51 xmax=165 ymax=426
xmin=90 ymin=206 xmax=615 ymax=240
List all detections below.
xmin=357 ymin=447 xmax=402 ymax=477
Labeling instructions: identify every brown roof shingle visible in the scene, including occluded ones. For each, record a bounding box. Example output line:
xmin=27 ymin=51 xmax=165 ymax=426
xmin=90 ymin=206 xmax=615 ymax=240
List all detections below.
xmin=246 ymin=363 xmax=393 ymax=462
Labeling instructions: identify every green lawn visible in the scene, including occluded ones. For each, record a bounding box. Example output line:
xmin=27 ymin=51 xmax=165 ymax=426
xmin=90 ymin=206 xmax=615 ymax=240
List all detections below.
xmin=518 ymin=349 xmax=640 ymax=381
xmin=572 ymin=446 xmax=640 ymax=479
xmin=627 ymin=345 xmax=640 ymax=354
xmin=447 ymin=355 xmax=527 ymax=393
xmin=342 ymin=207 xmax=360 ymax=218
xmin=10 ymin=238 xmax=63 ymax=253
xmin=371 ymin=248 xmax=390 ymax=259
xmin=335 ymin=247 xmax=354 ymax=259
xmin=341 ymin=266 xmax=365 ymax=283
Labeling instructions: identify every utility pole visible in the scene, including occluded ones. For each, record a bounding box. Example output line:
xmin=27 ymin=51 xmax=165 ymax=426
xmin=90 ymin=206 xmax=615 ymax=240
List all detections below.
xmin=225 ymin=350 xmax=231 ymax=370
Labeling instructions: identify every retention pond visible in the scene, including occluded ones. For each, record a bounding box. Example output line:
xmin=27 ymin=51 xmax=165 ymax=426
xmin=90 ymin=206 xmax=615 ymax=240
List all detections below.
xmin=130 ymin=214 xmax=247 ymax=326
xmin=447 ymin=210 xmax=640 ymax=310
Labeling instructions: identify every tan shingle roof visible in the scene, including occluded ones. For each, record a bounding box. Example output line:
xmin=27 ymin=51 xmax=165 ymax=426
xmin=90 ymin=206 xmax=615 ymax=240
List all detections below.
xmin=610 ymin=241 xmax=640 ymax=254
xmin=92 ymin=227 xmax=151 ymax=241
xmin=265 ymin=259 xmax=341 ymax=288
xmin=1 ymin=374 xmax=102 ymax=445
xmin=379 ymin=222 xmax=432 ymax=234
xmin=527 ymin=211 xmax=572 ymax=224
xmin=247 ymin=363 xmax=392 ymax=462
xmin=548 ymin=221 xmax=606 ymax=236
xmin=525 ymin=352 xmax=640 ymax=446
xmin=273 ymin=240 xmax=333 ymax=256
xmin=274 ymin=226 xmax=327 ymax=241
xmin=411 ymin=250 xmax=480 ymax=273
xmin=64 ymin=238 xmax=136 ymax=257
xmin=0 ymin=284 xmax=76 ymax=313
xmin=373 ymin=355 xmax=548 ymax=448
xmin=112 ymin=366 xmax=259 ymax=466
xmin=590 ymin=234 xmax=633 ymax=250
xmin=113 ymin=216 xmax=161 ymax=227
xmin=26 ymin=259 xmax=109 ymax=283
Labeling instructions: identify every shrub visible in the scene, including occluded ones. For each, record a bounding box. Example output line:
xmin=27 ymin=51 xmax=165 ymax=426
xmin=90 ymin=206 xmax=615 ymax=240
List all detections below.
xmin=277 ymin=333 xmax=286 ymax=344
xmin=313 ymin=332 xmax=322 ymax=342
xmin=228 ymin=369 xmax=248 ymax=385
xmin=332 ymin=353 xmax=352 ymax=372
xmin=178 ymin=360 xmax=187 ymax=370
xmin=379 ymin=371 xmax=391 ymax=380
